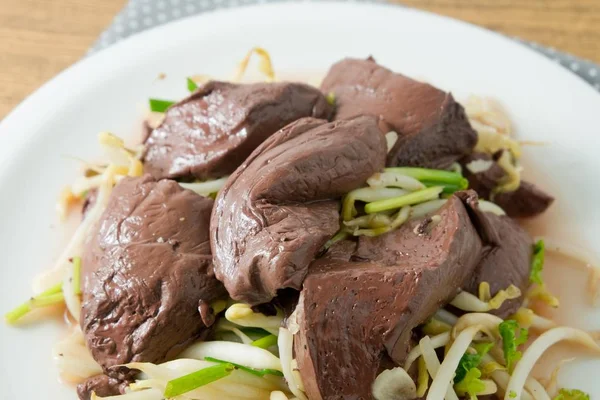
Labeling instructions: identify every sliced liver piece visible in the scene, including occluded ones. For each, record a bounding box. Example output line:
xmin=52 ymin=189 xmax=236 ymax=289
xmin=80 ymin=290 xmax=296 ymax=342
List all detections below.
xmin=461 ymin=152 xmax=554 ymax=218
xmin=494 ymin=181 xmax=554 ymax=219
xmin=76 ymin=375 xmax=127 ymax=400
xmin=211 ymin=116 xmax=387 ymax=305
xmin=143 ymin=81 xmax=332 ymax=180
xmin=295 ymin=195 xmax=483 ymax=400
xmin=456 ymin=191 xmax=533 ymax=318
xmin=321 ymin=58 xmax=477 ymax=169
xmin=81 ymin=175 xmax=227 ymax=376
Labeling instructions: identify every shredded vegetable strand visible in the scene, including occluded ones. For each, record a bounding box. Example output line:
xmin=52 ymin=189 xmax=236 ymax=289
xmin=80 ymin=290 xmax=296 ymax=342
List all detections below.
xmin=278 ymin=327 xmax=307 ymax=400
xmin=451 ymin=285 xmax=521 ymax=312
xmin=404 ymin=332 xmax=451 ymax=371
xmin=505 ymin=327 xmax=600 ymax=400
xmin=179 ymin=177 xmax=229 ymax=197
xmin=524 ymin=377 xmax=551 ymax=400
xmin=427 ymin=325 xmax=484 ymax=400
xmin=420 ymin=336 xmax=459 ymax=400
xmin=364 ymin=186 xmax=443 ymax=214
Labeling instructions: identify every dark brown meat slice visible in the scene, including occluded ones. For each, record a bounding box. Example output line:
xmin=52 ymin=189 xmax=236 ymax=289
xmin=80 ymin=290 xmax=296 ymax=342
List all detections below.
xmin=321 ymin=57 xmax=477 ymax=169
xmin=76 ymin=375 xmax=127 ymax=400
xmin=211 ymin=116 xmax=387 ymax=305
xmin=456 ymin=191 xmax=533 ymax=318
xmin=81 ymin=175 xmax=227 ymax=376
xmin=494 ymin=181 xmax=554 ymax=219
xmin=461 ymin=152 xmax=554 ymax=218
xmin=143 ymin=81 xmax=332 ymax=180
xmin=295 ymin=195 xmax=483 ymax=400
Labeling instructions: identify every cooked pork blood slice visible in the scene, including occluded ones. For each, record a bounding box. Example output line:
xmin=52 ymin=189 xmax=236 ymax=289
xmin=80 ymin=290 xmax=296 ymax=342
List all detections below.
xmin=143 ymin=81 xmax=332 ymax=180
xmin=461 ymin=152 xmax=554 ymax=218
xmin=211 ymin=116 xmax=387 ymax=305
xmin=295 ymin=195 xmax=483 ymax=400
xmin=456 ymin=191 xmax=533 ymax=317
xmin=76 ymin=375 xmax=127 ymax=400
xmin=321 ymin=57 xmax=477 ymax=169
xmin=81 ymin=175 xmax=227 ymax=376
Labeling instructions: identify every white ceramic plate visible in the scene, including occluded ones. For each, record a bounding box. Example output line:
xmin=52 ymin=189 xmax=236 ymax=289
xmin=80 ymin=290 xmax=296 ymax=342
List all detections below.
xmin=1 ymin=2 xmax=599 ymax=398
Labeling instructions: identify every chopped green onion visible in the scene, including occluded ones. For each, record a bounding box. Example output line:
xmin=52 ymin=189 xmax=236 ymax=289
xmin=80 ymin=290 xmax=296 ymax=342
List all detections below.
xmin=323 ymin=230 xmax=350 ymax=251
xmin=164 ymin=362 xmax=234 ymax=397
xmin=72 ymin=257 xmax=82 ymax=295
xmin=386 ymin=167 xmax=466 ymax=185
xmin=39 ymin=282 xmax=63 ymax=297
xmin=5 ymin=303 xmax=31 ymax=325
xmin=30 ymin=292 xmax=64 ymax=307
xmin=499 ymin=319 xmax=529 ymax=373
xmin=364 ymin=186 xmax=443 ymax=214
xmin=421 ymin=180 xmax=468 ymax=194
xmin=251 ymin=334 xmax=278 ymax=349
xmin=204 ymin=356 xmax=284 ymax=377
xmin=529 ymin=240 xmax=545 ymax=285
xmin=187 ymin=77 xmax=198 ymax=92
xmin=5 ymin=285 xmax=65 ymax=325
xmin=149 ymin=98 xmax=175 ymax=113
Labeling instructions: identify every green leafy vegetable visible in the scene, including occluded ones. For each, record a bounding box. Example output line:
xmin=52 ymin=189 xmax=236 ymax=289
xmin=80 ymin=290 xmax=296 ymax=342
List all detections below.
xmin=454 ymin=368 xmax=486 ymax=400
xmin=454 ymin=342 xmax=494 ymax=383
xmin=364 ymin=186 xmax=443 ymax=214
xmin=72 ymin=257 xmax=82 ymax=295
xmin=164 ymin=362 xmax=234 ymax=397
xmin=499 ymin=320 xmax=529 ymax=373
xmin=187 ymin=77 xmax=198 ymax=92
xmin=204 ymin=356 xmax=283 ymax=377
xmin=553 ymin=388 xmax=590 ymax=400
xmin=529 ymin=240 xmax=545 ymax=285
xmin=149 ymin=98 xmax=175 ymax=113
xmin=5 ymin=282 xmax=64 ymax=324
xmin=251 ymin=334 xmax=278 ymax=349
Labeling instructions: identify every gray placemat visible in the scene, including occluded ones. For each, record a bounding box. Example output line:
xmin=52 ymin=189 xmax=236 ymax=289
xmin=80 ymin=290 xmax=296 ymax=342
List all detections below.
xmin=91 ymin=0 xmax=600 ymax=92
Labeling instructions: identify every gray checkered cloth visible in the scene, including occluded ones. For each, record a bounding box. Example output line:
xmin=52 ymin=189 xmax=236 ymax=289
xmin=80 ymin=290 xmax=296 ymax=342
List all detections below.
xmin=91 ymin=0 xmax=600 ymax=92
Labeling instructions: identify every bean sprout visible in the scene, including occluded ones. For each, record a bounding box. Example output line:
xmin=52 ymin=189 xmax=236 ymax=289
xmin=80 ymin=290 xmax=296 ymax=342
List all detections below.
xmin=505 ymin=327 xmax=600 ymax=399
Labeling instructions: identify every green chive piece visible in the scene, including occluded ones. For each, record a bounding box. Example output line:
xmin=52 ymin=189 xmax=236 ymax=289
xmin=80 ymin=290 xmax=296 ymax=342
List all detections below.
xmin=5 ymin=303 xmax=32 ymax=325
xmin=30 ymin=292 xmax=65 ymax=308
xmin=39 ymin=282 xmax=63 ymax=297
xmin=5 ymin=287 xmax=65 ymax=325
xmin=251 ymin=334 xmax=278 ymax=349
xmin=187 ymin=77 xmax=198 ymax=92
xmin=385 ymin=167 xmax=466 ymax=186
xmin=204 ymin=357 xmax=284 ymax=377
xmin=149 ymin=98 xmax=175 ymax=113
xmin=164 ymin=363 xmax=234 ymax=397
xmin=421 ymin=180 xmax=466 ymax=194
xmin=72 ymin=257 xmax=82 ymax=295
xmin=364 ymin=186 xmax=443 ymax=214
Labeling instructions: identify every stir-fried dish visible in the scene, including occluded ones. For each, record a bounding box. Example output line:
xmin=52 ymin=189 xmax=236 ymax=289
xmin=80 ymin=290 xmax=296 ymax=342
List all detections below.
xmin=6 ymin=49 xmax=600 ymax=400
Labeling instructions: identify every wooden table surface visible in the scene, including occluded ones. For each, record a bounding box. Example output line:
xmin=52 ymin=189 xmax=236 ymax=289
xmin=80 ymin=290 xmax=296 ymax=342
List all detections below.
xmin=1 ymin=0 xmax=599 ymax=119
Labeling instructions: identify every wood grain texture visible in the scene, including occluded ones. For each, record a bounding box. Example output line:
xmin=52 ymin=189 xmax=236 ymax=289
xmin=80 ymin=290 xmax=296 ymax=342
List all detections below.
xmin=1 ymin=0 xmax=599 ymax=119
